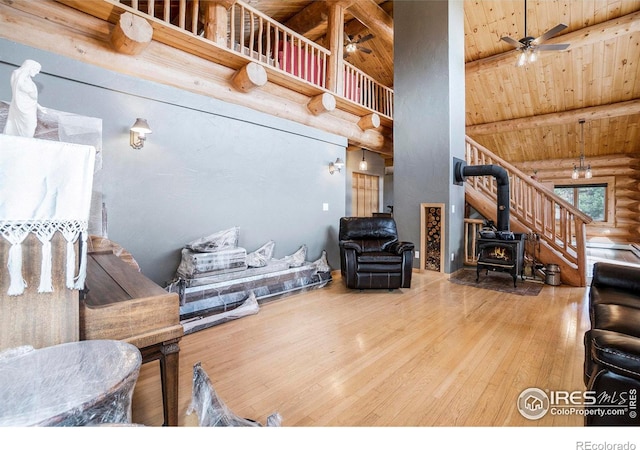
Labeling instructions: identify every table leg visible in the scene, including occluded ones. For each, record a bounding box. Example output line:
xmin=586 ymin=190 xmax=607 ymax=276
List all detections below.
xmin=159 ymin=339 xmax=180 ymax=426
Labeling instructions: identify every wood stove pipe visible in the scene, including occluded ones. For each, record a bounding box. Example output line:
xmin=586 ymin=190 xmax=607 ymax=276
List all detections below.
xmin=454 ymin=160 xmax=510 ymax=231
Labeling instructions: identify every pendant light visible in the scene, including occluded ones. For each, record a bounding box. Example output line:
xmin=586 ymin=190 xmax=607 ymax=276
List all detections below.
xmin=359 ymin=149 xmax=368 ymax=171
xmin=571 ymin=119 xmax=592 ymax=179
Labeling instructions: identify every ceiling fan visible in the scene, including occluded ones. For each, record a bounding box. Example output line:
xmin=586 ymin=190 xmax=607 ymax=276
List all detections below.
xmin=500 ymin=0 xmax=570 ymax=66
xmin=344 ymin=33 xmax=374 ymax=56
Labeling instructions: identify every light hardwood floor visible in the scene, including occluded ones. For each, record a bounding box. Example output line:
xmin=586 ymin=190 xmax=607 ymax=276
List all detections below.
xmin=131 ymin=269 xmax=592 ymax=427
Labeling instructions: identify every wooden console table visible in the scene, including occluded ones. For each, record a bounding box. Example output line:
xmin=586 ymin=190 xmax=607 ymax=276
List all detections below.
xmin=80 ymin=251 xmax=183 ymax=426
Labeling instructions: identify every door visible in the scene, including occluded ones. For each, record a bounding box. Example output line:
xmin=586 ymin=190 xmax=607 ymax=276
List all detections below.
xmin=352 ymin=172 xmax=379 ymax=217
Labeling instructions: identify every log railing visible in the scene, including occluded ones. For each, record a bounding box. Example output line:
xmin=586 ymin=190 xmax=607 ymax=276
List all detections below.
xmin=464 ymin=136 xmax=592 ymax=283
xmin=229 ymin=1 xmax=329 ymax=88
xmin=114 ymin=0 xmax=393 ymax=117
xmin=343 ymin=61 xmax=393 ymax=118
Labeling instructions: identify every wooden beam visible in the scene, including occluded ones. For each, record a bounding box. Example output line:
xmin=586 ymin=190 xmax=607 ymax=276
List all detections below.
xmin=466 ymin=100 xmax=640 ymax=136
xmin=346 ymin=0 xmax=393 ymax=47
xmin=283 ymin=1 xmax=328 ymax=36
xmin=110 ymin=11 xmax=152 ymax=55
xmin=466 ymin=11 xmax=640 ymax=75
xmin=358 ymin=113 xmax=380 ymax=130
xmin=307 ymin=93 xmax=336 ymax=116
xmin=231 ymin=62 xmax=267 ymax=92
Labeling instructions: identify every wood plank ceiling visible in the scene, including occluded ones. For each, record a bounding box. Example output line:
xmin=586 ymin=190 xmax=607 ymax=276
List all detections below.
xmin=248 ymin=0 xmax=640 ymax=164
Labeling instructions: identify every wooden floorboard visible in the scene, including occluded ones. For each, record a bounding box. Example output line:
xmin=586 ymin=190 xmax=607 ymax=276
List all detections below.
xmin=131 ymin=268 xmax=593 ymax=427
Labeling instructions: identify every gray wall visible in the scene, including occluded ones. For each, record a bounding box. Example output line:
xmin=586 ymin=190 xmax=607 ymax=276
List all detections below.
xmin=0 ymin=39 xmax=347 ymax=285
xmin=393 ymin=0 xmax=466 ymax=273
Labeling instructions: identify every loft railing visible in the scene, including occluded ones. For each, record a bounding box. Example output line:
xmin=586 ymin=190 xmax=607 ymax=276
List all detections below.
xmin=343 ymin=61 xmax=393 ymax=118
xmin=114 ymin=0 xmax=393 ymax=117
xmin=229 ymin=1 xmax=329 ymax=88
xmin=464 ymin=136 xmax=592 ymax=284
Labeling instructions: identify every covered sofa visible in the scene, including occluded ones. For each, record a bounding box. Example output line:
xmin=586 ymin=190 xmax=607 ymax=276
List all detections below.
xmin=338 ymin=216 xmax=414 ymax=290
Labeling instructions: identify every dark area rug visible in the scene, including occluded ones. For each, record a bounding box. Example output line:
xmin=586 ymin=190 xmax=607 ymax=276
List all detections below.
xmin=449 ymin=269 xmax=544 ymax=296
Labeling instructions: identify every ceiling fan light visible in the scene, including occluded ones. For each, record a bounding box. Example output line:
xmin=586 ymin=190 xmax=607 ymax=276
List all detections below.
xmin=346 ymin=42 xmax=357 ymax=53
xmin=516 ymin=51 xmax=527 ymax=67
xmin=528 ymin=49 xmax=537 ymax=63
xmin=571 ymin=166 xmax=579 ymax=180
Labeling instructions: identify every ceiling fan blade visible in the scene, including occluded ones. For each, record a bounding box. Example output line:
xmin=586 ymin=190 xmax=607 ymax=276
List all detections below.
xmin=358 ymin=46 xmax=372 ymax=54
xmin=535 ymin=43 xmax=570 ymax=51
xmin=357 ymin=34 xmax=374 ymax=44
xmin=533 ymin=23 xmax=567 ymax=44
xmin=344 ymin=33 xmax=353 ymax=43
xmin=501 ymin=36 xmax=524 ymax=48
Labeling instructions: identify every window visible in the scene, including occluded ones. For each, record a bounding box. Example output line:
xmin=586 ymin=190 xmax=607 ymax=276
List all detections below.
xmin=554 ymin=183 xmax=607 ymax=222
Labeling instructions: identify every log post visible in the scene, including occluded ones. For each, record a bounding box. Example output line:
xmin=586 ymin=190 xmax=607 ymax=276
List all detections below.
xmin=202 ymin=1 xmax=235 ymax=46
xmin=326 ymin=3 xmax=345 ymax=94
xmin=110 ymin=12 xmax=153 ymax=55
xmin=231 ymin=62 xmax=267 ymax=92
xmin=358 ymin=113 xmax=380 ymax=130
xmin=307 ymin=93 xmax=336 ymax=115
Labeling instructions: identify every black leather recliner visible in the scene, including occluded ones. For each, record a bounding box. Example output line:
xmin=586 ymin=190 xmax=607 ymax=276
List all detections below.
xmin=583 ymin=262 xmax=640 ymax=426
xmin=338 ymin=216 xmax=414 ymax=290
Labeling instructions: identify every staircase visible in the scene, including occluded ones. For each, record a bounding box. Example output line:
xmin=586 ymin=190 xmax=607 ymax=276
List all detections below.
xmin=463 ymin=136 xmax=593 ymax=287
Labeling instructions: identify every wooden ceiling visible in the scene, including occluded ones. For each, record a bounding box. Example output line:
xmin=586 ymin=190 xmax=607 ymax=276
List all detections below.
xmin=464 ymin=0 xmax=640 ymax=164
xmin=245 ymin=0 xmax=640 ymax=164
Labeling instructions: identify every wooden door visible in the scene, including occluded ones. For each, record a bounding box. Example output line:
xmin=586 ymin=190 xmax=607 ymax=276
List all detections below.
xmin=352 ymin=172 xmax=379 ymax=217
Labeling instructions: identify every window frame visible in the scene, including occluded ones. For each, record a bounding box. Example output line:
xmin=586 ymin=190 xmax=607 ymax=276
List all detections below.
xmin=552 ymin=176 xmax=615 ymax=226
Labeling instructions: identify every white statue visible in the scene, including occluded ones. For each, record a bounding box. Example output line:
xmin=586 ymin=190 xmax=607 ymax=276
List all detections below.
xmin=3 ymin=59 xmax=41 ymax=137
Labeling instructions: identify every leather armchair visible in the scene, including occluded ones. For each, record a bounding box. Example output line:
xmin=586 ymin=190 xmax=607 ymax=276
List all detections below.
xmin=338 ymin=217 xmax=414 ymax=290
xmin=583 ymin=262 xmax=640 ymax=426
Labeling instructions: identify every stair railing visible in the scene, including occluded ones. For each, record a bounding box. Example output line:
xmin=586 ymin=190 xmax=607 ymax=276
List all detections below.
xmin=464 ymin=136 xmax=592 ymax=278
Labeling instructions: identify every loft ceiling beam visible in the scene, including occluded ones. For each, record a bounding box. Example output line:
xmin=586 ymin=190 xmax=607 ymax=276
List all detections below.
xmin=283 ymin=1 xmax=328 ymax=37
xmin=283 ymin=1 xmax=393 ymax=45
xmin=466 ymin=10 xmax=640 ymax=76
xmin=346 ymin=0 xmax=393 ymax=47
xmin=282 ymin=1 xmax=355 ymax=36
xmin=466 ymin=99 xmax=640 ymax=136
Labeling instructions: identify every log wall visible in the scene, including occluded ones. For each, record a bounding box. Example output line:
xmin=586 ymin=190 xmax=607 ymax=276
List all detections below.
xmin=517 ymin=154 xmax=640 ymax=245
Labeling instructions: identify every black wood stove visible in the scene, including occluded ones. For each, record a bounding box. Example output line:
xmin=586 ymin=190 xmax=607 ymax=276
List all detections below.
xmin=453 ymin=159 xmax=526 ymax=288
xmin=476 ymin=232 xmax=525 ymax=287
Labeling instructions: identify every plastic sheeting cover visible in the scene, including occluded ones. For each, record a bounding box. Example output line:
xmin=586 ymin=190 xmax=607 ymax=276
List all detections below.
xmin=246 ymin=240 xmax=275 ymax=268
xmin=186 ymin=227 xmax=239 ymax=252
xmin=186 ymin=361 xmax=281 ymax=427
xmin=0 ymin=340 xmax=141 ymax=426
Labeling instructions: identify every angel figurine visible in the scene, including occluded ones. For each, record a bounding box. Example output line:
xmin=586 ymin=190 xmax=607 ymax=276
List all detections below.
xmin=3 ymin=59 xmax=41 ymax=137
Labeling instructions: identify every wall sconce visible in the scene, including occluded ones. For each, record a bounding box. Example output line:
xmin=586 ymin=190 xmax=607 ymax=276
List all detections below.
xmin=130 ymin=118 xmax=152 ymax=150
xmin=329 ymin=157 xmax=344 ymax=175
